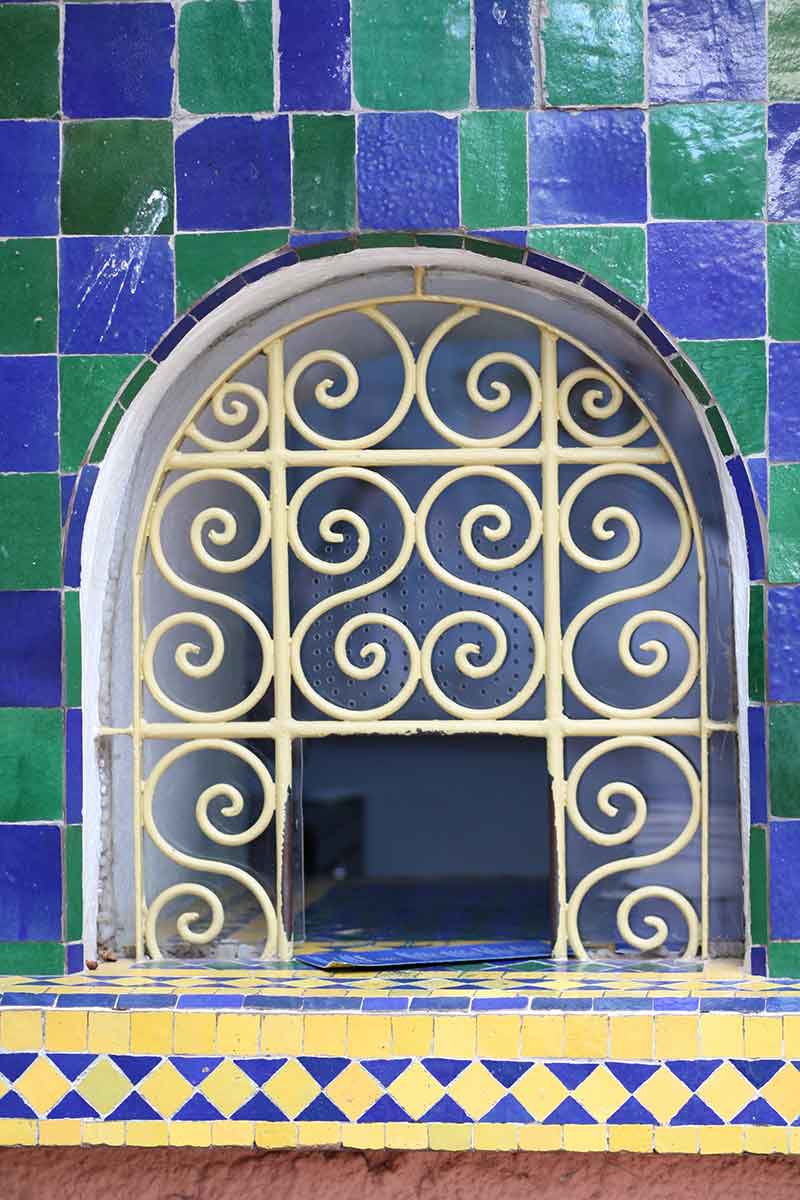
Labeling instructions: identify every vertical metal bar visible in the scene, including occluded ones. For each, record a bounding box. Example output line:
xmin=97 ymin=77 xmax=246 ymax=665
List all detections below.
xmin=540 ymin=329 xmax=569 ymax=959
xmin=132 ymin=559 xmax=145 ymax=961
xmin=699 ymin=547 xmax=709 ymax=957
xmin=267 ymin=342 xmax=292 ymax=958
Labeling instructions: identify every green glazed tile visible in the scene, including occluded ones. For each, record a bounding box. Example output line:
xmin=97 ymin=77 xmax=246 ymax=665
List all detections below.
xmin=464 ymin=238 xmax=524 ymax=263
xmin=66 ymin=825 xmax=83 ymax=943
xmin=175 ymin=230 xmax=288 ymax=312
xmin=704 ymin=406 xmax=734 ymax=457
xmin=671 ymin=356 xmax=713 ymax=406
xmin=357 ymin=233 xmax=416 ymax=248
xmin=0 ymin=4 xmax=60 ymax=118
xmin=59 ymin=356 xmax=142 ymax=472
xmin=91 ymin=405 xmax=125 ymax=464
xmin=768 ymin=225 xmax=800 ymax=340
xmin=296 ymin=238 xmax=355 ymax=260
xmin=61 ymin=121 xmax=174 ymax=236
xmin=0 ymin=942 xmax=64 ymax=975
xmin=749 ymin=825 xmax=768 ymax=944
xmin=527 ymin=227 xmax=646 ymax=305
xmin=0 ymin=239 xmax=57 ymax=354
xmin=678 ymin=340 xmax=766 ymax=456
xmin=118 ymin=359 xmax=155 ymax=410
xmin=770 ymin=705 xmax=800 ymax=815
xmin=415 ymin=234 xmax=464 ymax=249
xmin=0 ymin=474 xmax=61 ymax=590
xmin=749 ymin=585 xmax=765 ymax=702
xmin=541 ymin=0 xmax=644 ymax=106
xmin=0 ymin=709 xmax=63 ymax=822
xmin=64 ymin=590 xmax=82 ymax=709
xmin=769 ymin=0 xmax=800 ymax=100
xmin=293 ymin=116 xmax=356 ymax=232
xmin=769 ymin=942 xmax=800 ymax=977
xmin=460 ymin=111 xmax=527 ymax=229
xmin=650 ymin=104 xmax=765 ymax=220
xmin=769 ymin=465 xmax=800 ymax=583
xmin=353 ymin=0 xmax=470 ymax=110
xmin=179 ymin=0 xmax=273 ymax=113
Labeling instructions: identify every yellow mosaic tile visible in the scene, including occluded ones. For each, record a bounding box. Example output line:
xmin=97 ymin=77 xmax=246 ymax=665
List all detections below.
xmin=609 ymin=1015 xmax=652 ymax=1059
xmin=428 ymin=1123 xmax=472 ymax=1151
xmin=296 ymin=1121 xmax=339 ymax=1147
xmin=137 ymin=1060 xmax=194 ymax=1118
xmin=217 ymin=1013 xmax=259 ymax=1056
xmin=173 ymin=1011 xmax=216 ymax=1054
xmin=609 ymin=1125 xmax=653 ymax=1153
xmin=325 ymin=1061 xmax=383 ymax=1121
xmin=255 ymin=1122 xmax=298 ymax=1149
xmin=212 ymin=1121 xmax=254 ymax=1147
xmin=653 ymin=1126 xmax=699 ymax=1154
xmin=521 ymin=1013 xmax=564 ymax=1058
xmin=562 ymin=1124 xmax=607 ymax=1152
xmin=510 ymin=1063 xmax=568 ymax=1121
xmin=744 ymin=1015 xmax=782 ymax=1057
xmin=474 ymin=1123 xmax=518 ymax=1151
xmin=634 ymin=1065 xmax=692 ymax=1125
xmin=387 ymin=1060 xmax=445 ymax=1121
xmin=82 ymin=1120 xmax=125 ymax=1147
xmin=130 ymin=1011 xmax=172 ymax=1055
xmin=0 ymin=1119 xmax=36 ymax=1146
xmin=385 ymin=1122 xmax=428 ymax=1150
xmin=261 ymin=1013 xmax=303 ymax=1056
xmin=696 ymin=1061 xmax=756 ymax=1123
xmin=699 ymin=1013 xmax=744 ymax=1057
xmin=304 ymin=1013 xmax=346 ymax=1056
xmin=39 ymin=1120 xmax=82 ymax=1146
xmin=44 ymin=1010 xmax=88 ymax=1053
xmin=783 ymin=1015 xmax=800 ymax=1057
xmin=761 ymin=1062 xmax=800 ymax=1122
xmin=347 ymin=1014 xmax=392 ymax=1057
xmin=654 ymin=1013 xmax=698 ymax=1059
xmin=88 ymin=1011 xmax=130 ymax=1054
xmin=744 ymin=1126 xmax=788 ymax=1154
xmin=263 ymin=1058 xmax=320 ymax=1119
xmin=16 ymin=1057 xmax=70 ymax=1115
xmin=518 ymin=1125 xmax=561 ymax=1151
xmin=698 ymin=1125 xmax=745 ymax=1154
xmin=342 ymin=1123 xmax=384 ymax=1150
xmin=170 ymin=1121 xmax=213 ymax=1147
xmin=392 ymin=1015 xmax=432 ymax=1057
xmin=126 ymin=1120 xmax=170 ymax=1147
xmin=448 ymin=1061 xmax=506 ymax=1120
xmin=199 ymin=1060 xmax=256 ymax=1117
xmin=564 ymin=1014 xmax=607 ymax=1058
xmin=75 ymin=1058 xmax=130 ymax=1116
xmin=573 ymin=1063 xmax=629 ymax=1122
xmin=1 ymin=1010 xmax=42 ymax=1051
xmin=433 ymin=1015 xmax=476 ymax=1058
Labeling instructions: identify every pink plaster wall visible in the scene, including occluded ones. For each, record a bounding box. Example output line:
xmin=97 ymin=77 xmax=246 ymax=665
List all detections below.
xmin=3 ymin=1149 xmax=800 ymax=1200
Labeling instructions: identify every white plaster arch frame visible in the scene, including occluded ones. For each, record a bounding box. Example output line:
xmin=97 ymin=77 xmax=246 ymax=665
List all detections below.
xmin=80 ymin=247 xmax=753 ymax=962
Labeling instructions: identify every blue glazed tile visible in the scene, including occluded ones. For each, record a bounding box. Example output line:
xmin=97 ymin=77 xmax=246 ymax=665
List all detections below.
xmin=241 ymin=250 xmax=298 ymax=283
xmin=0 ymin=121 xmax=58 ymax=236
xmin=529 ymin=997 xmax=592 ymax=1011
xmin=115 ymin=993 xmax=176 ymax=1010
xmin=357 ymin=113 xmax=459 ymax=231
xmin=56 ymin=992 xmax=117 ymax=1009
xmin=189 ymin=275 xmax=247 ymax=321
xmin=0 ymin=1053 xmax=36 ymax=1082
xmin=768 ymin=588 xmax=800 ymax=701
xmin=636 ymin=312 xmax=676 ymax=357
xmin=482 ymin=1094 xmax=535 ymax=1124
xmin=526 ymin=250 xmax=584 ymax=284
xmin=529 ymin=110 xmax=647 ymax=225
xmin=1 ymin=992 xmax=56 ymax=1007
xmin=671 ymin=1095 xmax=724 ymax=1126
xmin=0 ymin=591 xmax=61 ymax=707
xmin=361 ymin=1059 xmax=411 ymax=1088
xmin=727 ymin=457 xmax=765 ymax=580
xmin=593 ymin=997 xmax=653 ymax=1012
xmin=0 ymin=825 xmax=61 ymax=939
xmin=608 ymin=1062 xmax=659 ymax=1091
xmin=235 ymin=1058 xmax=286 ymax=1087
xmin=242 ymin=994 xmax=302 ymax=1010
xmin=769 ymin=344 xmax=800 ymax=462
xmin=64 ymin=465 xmax=98 ymax=588
xmin=610 ymin=1096 xmax=656 ymax=1125
xmin=647 ymin=222 xmax=765 ymax=339
xmin=748 ymin=706 xmax=767 ymax=825
xmin=231 ymin=1092 xmax=285 ymax=1121
xmin=59 ymin=236 xmax=174 ymax=355
xmin=62 ymin=3 xmax=175 ymax=118
xmin=471 ymin=229 xmax=528 ymax=247
xmin=731 ymin=1059 xmax=784 ymax=1089
xmin=176 ymin=993 xmax=243 ymax=1009
xmin=151 ymin=314 xmax=196 ymax=363
xmin=170 ymin=1056 xmax=222 ymax=1085
xmin=769 ymin=104 xmax=800 ymax=221
xmin=176 ymin=116 xmax=291 ymax=232
xmin=648 ymin=0 xmax=766 ymax=102
xmin=290 ymin=231 xmax=351 ymax=248
xmin=60 ymin=476 xmax=76 ymax=526
xmin=733 ymin=1097 xmax=787 ymax=1125
xmin=409 ymin=996 xmax=470 ymax=1012
xmin=0 ymin=356 xmax=58 ymax=471
xmin=770 ymin=820 xmax=800 ymax=937
xmin=110 ymin=1055 xmax=160 ymax=1085
xmin=547 ymin=1062 xmax=596 ymax=1090
xmin=750 ymin=946 xmax=767 ymax=976
xmin=65 ymin=708 xmax=82 ymax=824
xmin=699 ymin=997 xmax=764 ymax=1013
xmin=174 ymin=1093 xmax=223 ymax=1121
xmin=422 ymin=1095 xmax=471 ymax=1123
xmin=765 ymin=995 xmax=800 ymax=1012
xmin=297 ymin=1094 xmax=347 ymax=1122
xmin=483 ymin=1060 xmax=531 ymax=1088
xmin=749 ymin=456 xmax=768 ymax=514
xmin=471 ymin=996 xmax=529 ymax=1011
xmin=65 ymin=943 xmax=84 ymax=974
xmin=107 ymin=1093 xmax=161 ymax=1121
xmin=359 ymin=1094 xmax=413 ymax=1123
xmin=361 ymin=997 xmax=409 ymax=1012
xmin=423 ymin=1059 xmax=469 ymax=1086
xmin=582 ymin=275 xmax=640 ymax=320
xmin=0 ymin=1094 xmax=36 ymax=1119
xmin=279 ymin=0 xmax=350 ymax=111
xmin=475 ymin=0 xmax=534 ymax=108
xmin=299 ymin=1056 xmax=349 ymax=1087
xmin=543 ymin=1096 xmax=594 ymax=1125
xmin=49 ymin=1054 xmax=94 ymax=1081
xmin=653 ymin=997 xmax=699 ymax=1011
xmin=48 ymin=1092 xmax=99 ymax=1119
xmin=667 ymin=1059 xmax=722 ymax=1090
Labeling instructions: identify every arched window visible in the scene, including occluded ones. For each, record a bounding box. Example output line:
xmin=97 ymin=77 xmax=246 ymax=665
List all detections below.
xmin=83 ymin=250 xmax=746 ymax=964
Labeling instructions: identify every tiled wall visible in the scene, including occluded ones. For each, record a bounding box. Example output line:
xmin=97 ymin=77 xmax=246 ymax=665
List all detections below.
xmin=0 ymin=0 xmax=798 ymax=974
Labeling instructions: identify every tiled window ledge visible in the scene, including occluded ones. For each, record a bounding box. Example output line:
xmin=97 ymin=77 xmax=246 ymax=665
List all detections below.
xmin=0 ymin=961 xmax=800 ymax=1151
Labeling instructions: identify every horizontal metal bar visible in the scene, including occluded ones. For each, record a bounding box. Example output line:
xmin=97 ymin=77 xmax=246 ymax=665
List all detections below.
xmin=168 ymin=446 xmax=669 ymax=470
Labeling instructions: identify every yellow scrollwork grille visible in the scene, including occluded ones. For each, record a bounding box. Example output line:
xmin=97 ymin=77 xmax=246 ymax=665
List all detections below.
xmin=131 ymin=269 xmax=730 ymax=962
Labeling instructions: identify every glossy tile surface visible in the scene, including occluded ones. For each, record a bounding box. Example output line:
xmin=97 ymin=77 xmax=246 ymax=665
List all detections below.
xmin=647 ymin=0 xmax=766 ymax=102
xmin=542 ymin=0 xmax=644 ymax=107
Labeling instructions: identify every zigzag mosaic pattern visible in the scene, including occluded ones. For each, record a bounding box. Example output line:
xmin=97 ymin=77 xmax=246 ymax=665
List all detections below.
xmin=2 ymin=1053 xmax=799 ymax=1127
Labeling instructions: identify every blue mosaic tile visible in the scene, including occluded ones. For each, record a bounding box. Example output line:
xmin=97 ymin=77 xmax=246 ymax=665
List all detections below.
xmin=672 ymin=1094 xmax=723 ymax=1125
xmin=668 ymin=1059 xmax=722 ymax=1090
xmin=771 ymin=820 xmax=800 ymax=937
xmin=49 ymin=1054 xmax=93 ymax=1081
xmin=174 ymin=1093 xmax=222 ymax=1121
xmin=360 ymin=1094 xmax=412 ymax=1123
xmin=471 ymin=996 xmax=529 ymax=1011
xmin=765 ymin=995 xmax=800 ymax=1012
xmin=189 ymin=275 xmax=247 ymax=322
xmin=548 ymin=1062 xmax=596 ymax=1090
xmin=235 ymin=1058 xmax=286 ymax=1087
xmin=0 ymin=1095 xmax=35 ymax=1119
xmin=409 ymin=995 xmax=470 ymax=1012
xmin=474 ymin=0 xmax=534 ymax=108
xmin=636 ymin=312 xmax=676 ymax=357
xmin=593 ymin=997 xmax=653 ymax=1012
xmin=115 ymin=993 xmax=175 ymax=1010
xmin=56 ymin=992 xmax=117 ymax=1009
xmin=0 ymin=591 xmax=61 ymax=707
xmin=0 ymin=825 xmax=61 ymax=940
xmin=483 ymin=1093 xmax=533 ymax=1124
xmin=769 ymin=343 xmax=800 ymax=462
xmin=581 ymin=275 xmax=641 ymax=320
xmin=751 ymin=945 xmax=767 ymax=976
xmin=362 ymin=1059 xmax=411 ymax=1087
xmin=529 ymin=110 xmax=647 ymax=225
xmin=732 ymin=1059 xmax=783 ymax=1088
xmin=768 ymin=104 xmax=800 ymax=221
xmin=749 ymin=456 xmax=768 ymax=514
xmin=65 ymin=708 xmax=82 ymax=825
xmin=63 ymin=465 xmax=98 ymax=589
xmin=299 ymin=1056 xmax=349 ymax=1087
xmin=176 ymin=116 xmax=290 ymax=233
xmin=151 ymin=314 xmax=196 ymax=363
xmin=423 ymin=1095 xmax=471 ymax=1123
xmin=734 ymin=1097 xmax=786 ymax=1125
xmin=653 ymin=997 xmax=699 ymax=1011
xmin=749 ymin=706 xmax=767 ymax=824
xmin=232 ymin=1092 xmax=285 ymax=1121
xmin=425 ymin=1059 xmax=469 ymax=1086
xmin=545 ymin=1096 xmax=593 ymax=1125
xmin=107 ymin=1093 xmax=160 ymax=1121
xmin=59 ymin=236 xmax=174 ymax=355
xmin=170 ymin=1056 xmax=222 ymax=1085
xmin=175 ymin=993 xmax=244 ymax=1009
xmin=526 ymin=250 xmax=584 ymax=284
xmin=727 ymin=456 xmax=766 ymax=580
xmin=49 ymin=1092 xmax=98 ymax=1119
xmin=241 ymin=250 xmax=299 ymax=283
xmin=0 ymin=356 xmax=57 ymax=472
xmin=62 ymin=3 xmax=175 ymax=118
xmin=279 ymin=0 xmax=350 ymax=111
xmin=0 ymin=1053 xmax=36 ymax=1082
xmin=1 ymin=992 xmax=56 ymax=1008
xmin=768 ymin=588 xmax=800 ymax=701
xmin=242 ymin=994 xmax=302 ymax=1010
xmin=0 ymin=121 xmax=58 ymax=236
xmin=699 ymin=996 xmax=764 ymax=1013
xmin=648 ymin=0 xmax=766 ymax=102
xmin=357 ymin=113 xmax=459 ymax=231
xmin=361 ymin=997 xmax=409 ymax=1012
xmin=647 ymin=221 xmax=765 ymax=339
